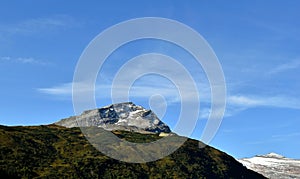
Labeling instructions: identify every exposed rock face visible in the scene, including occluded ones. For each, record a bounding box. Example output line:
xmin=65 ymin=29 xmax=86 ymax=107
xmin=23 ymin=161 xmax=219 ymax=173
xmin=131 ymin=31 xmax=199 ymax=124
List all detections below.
xmin=238 ymin=152 xmax=300 ymax=179
xmin=55 ymin=102 xmax=171 ymax=134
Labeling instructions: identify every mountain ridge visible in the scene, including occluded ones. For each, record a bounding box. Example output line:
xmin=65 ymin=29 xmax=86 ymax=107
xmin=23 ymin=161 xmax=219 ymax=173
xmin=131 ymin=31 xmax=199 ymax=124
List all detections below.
xmin=0 ymin=102 xmax=266 ymax=178
xmin=55 ymin=102 xmax=171 ymax=134
xmin=0 ymin=124 xmax=265 ymax=178
xmin=238 ymin=152 xmax=300 ymax=179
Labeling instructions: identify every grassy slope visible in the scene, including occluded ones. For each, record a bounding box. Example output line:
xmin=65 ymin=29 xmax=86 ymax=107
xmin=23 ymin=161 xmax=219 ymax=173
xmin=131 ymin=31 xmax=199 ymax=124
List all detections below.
xmin=0 ymin=125 xmax=265 ymax=179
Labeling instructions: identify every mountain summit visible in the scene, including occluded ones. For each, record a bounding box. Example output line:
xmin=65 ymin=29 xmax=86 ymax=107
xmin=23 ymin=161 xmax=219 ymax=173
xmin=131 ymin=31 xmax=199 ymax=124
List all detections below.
xmin=55 ymin=102 xmax=171 ymax=134
xmin=238 ymin=152 xmax=300 ymax=178
xmin=259 ymin=152 xmax=285 ymax=159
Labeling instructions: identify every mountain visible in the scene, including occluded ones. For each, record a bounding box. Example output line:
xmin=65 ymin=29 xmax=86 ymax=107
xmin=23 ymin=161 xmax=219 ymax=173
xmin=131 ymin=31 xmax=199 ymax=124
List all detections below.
xmin=55 ymin=102 xmax=171 ymax=134
xmin=0 ymin=124 xmax=265 ymax=178
xmin=238 ymin=152 xmax=300 ymax=178
xmin=0 ymin=102 xmax=266 ymax=178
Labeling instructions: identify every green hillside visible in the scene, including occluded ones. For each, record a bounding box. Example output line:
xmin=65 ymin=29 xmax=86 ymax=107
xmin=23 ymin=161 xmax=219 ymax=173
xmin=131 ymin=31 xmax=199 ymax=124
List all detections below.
xmin=0 ymin=125 xmax=265 ymax=178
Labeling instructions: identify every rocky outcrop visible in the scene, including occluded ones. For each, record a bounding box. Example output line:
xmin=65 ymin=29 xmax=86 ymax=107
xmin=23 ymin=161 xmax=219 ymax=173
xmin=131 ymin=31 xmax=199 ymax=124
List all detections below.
xmin=55 ymin=102 xmax=171 ymax=134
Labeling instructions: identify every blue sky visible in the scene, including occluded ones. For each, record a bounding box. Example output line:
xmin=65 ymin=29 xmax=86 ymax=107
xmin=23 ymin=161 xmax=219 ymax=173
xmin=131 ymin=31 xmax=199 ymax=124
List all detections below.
xmin=1 ymin=1 xmax=300 ymax=159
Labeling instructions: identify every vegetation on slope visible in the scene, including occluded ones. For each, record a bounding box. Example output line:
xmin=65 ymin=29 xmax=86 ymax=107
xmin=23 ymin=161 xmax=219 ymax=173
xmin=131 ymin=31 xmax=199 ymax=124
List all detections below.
xmin=0 ymin=125 xmax=265 ymax=178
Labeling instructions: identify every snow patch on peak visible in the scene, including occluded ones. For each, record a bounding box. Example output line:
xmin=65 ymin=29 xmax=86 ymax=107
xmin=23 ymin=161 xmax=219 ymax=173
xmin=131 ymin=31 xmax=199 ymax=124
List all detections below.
xmin=238 ymin=153 xmax=300 ymax=179
xmin=55 ymin=102 xmax=171 ymax=134
xmin=262 ymin=152 xmax=285 ymax=159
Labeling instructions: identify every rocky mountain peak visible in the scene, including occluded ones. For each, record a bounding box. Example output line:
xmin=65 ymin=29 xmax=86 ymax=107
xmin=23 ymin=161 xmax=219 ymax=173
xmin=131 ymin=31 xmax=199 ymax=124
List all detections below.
xmin=238 ymin=153 xmax=300 ymax=179
xmin=261 ymin=152 xmax=285 ymax=159
xmin=55 ymin=102 xmax=171 ymax=134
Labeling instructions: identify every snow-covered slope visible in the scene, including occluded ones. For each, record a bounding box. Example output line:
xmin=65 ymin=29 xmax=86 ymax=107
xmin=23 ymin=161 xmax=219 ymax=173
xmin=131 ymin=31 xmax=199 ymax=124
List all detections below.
xmin=238 ymin=153 xmax=300 ymax=179
xmin=55 ymin=102 xmax=171 ymax=134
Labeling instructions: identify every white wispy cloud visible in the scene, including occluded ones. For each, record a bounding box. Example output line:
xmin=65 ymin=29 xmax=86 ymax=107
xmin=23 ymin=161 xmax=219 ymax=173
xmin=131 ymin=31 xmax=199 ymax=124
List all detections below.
xmin=37 ymin=81 xmax=202 ymax=103
xmin=245 ymin=132 xmax=300 ymax=145
xmin=272 ymin=132 xmax=300 ymax=139
xmin=37 ymin=83 xmax=73 ymax=95
xmin=268 ymin=59 xmax=300 ymax=75
xmin=0 ymin=15 xmax=78 ymax=37
xmin=36 ymin=53 xmax=300 ymax=118
xmin=228 ymin=95 xmax=300 ymax=109
xmin=37 ymin=81 xmax=300 ymax=118
xmin=0 ymin=56 xmax=50 ymax=66
xmin=38 ymin=53 xmax=212 ymax=104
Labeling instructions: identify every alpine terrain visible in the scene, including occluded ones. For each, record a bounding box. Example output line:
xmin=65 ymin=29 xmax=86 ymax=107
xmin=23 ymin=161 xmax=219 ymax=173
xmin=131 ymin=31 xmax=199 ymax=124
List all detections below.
xmin=0 ymin=102 xmax=266 ymax=178
xmin=239 ymin=152 xmax=300 ymax=178
xmin=55 ymin=102 xmax=171 ymax=134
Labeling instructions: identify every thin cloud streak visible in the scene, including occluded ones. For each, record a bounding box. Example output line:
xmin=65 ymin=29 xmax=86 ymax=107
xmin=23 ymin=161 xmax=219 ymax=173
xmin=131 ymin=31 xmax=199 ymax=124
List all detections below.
xmin=37 ymin=82 xmax=205 ymax=103
xmin=268 ymin=59 xmax=300 ymax=75
xmin=244 ymin=132 xmax=300 ymax=145
xmin=272 ymin=132 xmax=300 ymax=139
xmin=228 ymin=95 xmax=300 ymax=110
xmin=0 ymin=56 xmax=50 ymax=66
xmin=0 ymin=15 xmax=78 ymax=37
xmin=37 ymin=81 xmax=300 ymax=118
